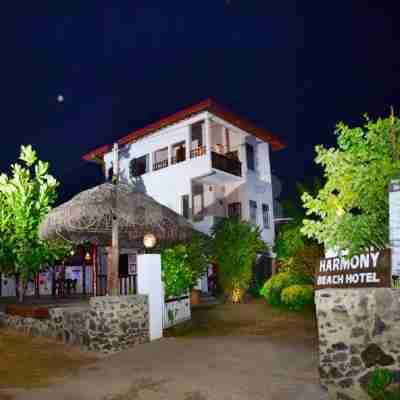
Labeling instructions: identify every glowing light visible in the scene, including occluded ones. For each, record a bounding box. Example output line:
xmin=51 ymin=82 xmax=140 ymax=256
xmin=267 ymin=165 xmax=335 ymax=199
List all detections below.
xmin=143 ymin=233 xmax=157 ymax=249
xmin=57 ymin=94 xmax=64 ymax=103
xmin=85 ymin=251 xmax=91 ymax=262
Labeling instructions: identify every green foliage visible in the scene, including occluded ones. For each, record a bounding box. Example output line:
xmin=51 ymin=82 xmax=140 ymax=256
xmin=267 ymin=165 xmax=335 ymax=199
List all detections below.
xmin=275 ymin=223 xmax=305 ymax=260
xmin=279 ymin=243 xmax=323 ymax=285
xmin=301 ymin=114 xmax=400 ymax=256
xmin=260 ymin=271 xmax=308 ymax=306
xmin=367 ymin=368 xmax=399 ymax=400
xmin=161 ymin=234 xmax=209 ymax=299
xmin=0 ymin=145 xmax=71 ymax=299
xmin=281 ymin=284 xmax=314 ymax=311
xmin=275 ymin=177 xmax=323 ymax=261
xmin=211 ymin=218 xmax=267 ymax=301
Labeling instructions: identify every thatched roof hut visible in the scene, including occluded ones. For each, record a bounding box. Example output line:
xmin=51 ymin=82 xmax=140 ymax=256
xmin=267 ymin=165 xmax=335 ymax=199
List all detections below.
xmin=39 ymin=183 xmax=195 ymax=249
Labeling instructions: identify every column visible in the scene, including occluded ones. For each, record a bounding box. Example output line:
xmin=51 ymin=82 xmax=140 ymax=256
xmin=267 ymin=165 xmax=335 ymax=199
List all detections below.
xmin=136 ymin=254 xmax=164 ymax=341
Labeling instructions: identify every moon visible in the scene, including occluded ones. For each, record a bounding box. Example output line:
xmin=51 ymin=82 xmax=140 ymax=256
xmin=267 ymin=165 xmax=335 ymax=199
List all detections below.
xmin=57 ymin=94 xmax=64 ymax=103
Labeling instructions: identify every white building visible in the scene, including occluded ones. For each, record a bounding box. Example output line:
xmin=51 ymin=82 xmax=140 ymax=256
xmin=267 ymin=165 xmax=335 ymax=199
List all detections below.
xmin=83 ymin=99 xmax=286 ymax=291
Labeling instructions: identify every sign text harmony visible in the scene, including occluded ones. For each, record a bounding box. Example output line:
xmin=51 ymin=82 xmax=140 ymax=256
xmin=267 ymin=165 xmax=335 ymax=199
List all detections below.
xmin=316 ymin=249 xmax=391 ymax=289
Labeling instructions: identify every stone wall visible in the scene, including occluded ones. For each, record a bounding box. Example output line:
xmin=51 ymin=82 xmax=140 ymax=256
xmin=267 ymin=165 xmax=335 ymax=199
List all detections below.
xmin=316 ymin=288 xmax=400 ymax=399
xmin=0 ymin=295 xmax=149 ymax=354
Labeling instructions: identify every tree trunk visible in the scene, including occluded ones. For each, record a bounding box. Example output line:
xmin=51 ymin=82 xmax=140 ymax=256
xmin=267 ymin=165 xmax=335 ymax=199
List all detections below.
xmin=18 ymin=277 xmax=25 ymax=303
xmin=15 ymin=274 xmax=19 ymax=299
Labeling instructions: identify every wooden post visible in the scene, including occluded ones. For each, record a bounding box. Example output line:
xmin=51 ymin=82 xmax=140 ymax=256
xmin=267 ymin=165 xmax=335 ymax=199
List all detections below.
xmin=108 ymin=143 xmax=120 ymax=296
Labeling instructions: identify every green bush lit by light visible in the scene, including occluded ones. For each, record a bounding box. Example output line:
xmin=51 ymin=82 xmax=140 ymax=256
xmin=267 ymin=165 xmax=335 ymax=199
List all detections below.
xmin=281 ymin=284 xmax=314 ymax=311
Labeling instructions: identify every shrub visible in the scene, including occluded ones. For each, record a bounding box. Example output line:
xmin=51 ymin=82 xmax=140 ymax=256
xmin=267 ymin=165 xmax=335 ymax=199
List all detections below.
xmin=259 ymin=272 xmax=306 ymax=306
xmin=281 ymin=284 xmax=314 ymax=311
xmin=161 ymin=234 xmax=209 ymax=299
xmin=279 ymin=243 xmax=323 ymax=285
xmin=211 ymin=218 xmax=267 ymax=303
xmin=367 ymin=368 xmax=400 ymax=400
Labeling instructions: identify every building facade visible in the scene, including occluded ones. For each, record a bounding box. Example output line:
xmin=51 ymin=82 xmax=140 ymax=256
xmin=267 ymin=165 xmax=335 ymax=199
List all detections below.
xmin=83 ymin=99 xmax=286 ymax=292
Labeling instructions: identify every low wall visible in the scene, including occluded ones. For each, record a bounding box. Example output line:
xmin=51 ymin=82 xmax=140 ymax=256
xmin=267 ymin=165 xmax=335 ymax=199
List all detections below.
xmin=0 ymin=295 xmax=149 ymax=354
xmin=163 ymin=295 xmax=191 ymax=328
xmin=316 ymin=288 xmax=400 ymax=399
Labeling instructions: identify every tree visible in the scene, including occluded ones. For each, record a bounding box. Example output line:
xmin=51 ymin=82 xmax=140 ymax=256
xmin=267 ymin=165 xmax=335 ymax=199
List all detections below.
xmin=275 ymin=178 xmax=323 ymax=261
xmin=301 ymin=113 xmax=400 ymax=256
xmin=161 ymin=233 xmax=210 ymax=298
xmin=0 ymin=145 xmax=71 ymax=301
xmin=211 ymin=218 xmax=267 ymax=303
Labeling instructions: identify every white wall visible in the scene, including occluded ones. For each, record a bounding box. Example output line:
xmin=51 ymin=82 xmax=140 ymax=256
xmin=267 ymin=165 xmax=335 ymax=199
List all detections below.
xmin=163 ymin=295 xmax=191 ymax=328
xmin=103 ymin=111 xmax=276 ymax=249
xmin=136 ymin=254 xmax=163 ymax=341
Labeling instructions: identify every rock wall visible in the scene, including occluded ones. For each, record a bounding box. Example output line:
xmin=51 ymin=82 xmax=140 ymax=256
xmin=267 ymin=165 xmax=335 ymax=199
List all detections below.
xmin=0 ymin=295 xmax=149 ymax=354
xmin=316 ymin=288 xmax=400 ymax=399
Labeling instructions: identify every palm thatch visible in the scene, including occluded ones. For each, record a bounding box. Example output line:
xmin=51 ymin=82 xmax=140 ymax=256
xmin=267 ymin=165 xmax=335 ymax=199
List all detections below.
xmin=39 ymin=183 xmax=195 ymax=248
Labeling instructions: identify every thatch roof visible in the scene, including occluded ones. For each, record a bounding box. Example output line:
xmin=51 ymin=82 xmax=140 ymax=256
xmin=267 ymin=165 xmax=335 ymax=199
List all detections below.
xmin=39 ymin=183 xmax=195 ymax=248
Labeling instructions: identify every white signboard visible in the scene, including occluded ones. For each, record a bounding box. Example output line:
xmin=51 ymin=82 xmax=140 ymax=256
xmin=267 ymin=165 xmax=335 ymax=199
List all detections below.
xmin=389 ymin=180 xmax=400 ymax=276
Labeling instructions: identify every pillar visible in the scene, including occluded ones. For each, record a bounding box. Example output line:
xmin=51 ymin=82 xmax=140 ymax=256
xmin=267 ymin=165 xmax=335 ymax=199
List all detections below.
xmin=136 ymin=254 xmax=163 ymax=341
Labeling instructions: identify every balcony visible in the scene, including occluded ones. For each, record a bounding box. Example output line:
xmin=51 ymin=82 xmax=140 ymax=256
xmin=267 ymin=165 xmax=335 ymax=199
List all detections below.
xmin=211 ymin=151 xmax=242 ymax=177
xmin=153 ymin=159 xmax=169 ymax=171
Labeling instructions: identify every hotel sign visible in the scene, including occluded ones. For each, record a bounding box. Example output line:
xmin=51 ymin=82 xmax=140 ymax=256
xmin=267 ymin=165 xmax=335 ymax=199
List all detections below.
xmin=316 ymin=249 xmax=391 ymax=289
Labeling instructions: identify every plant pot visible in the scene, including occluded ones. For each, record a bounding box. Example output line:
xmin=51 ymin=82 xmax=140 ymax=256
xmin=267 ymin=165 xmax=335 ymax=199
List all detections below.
xmin=191 ymin=289 xmax=201 ymax=305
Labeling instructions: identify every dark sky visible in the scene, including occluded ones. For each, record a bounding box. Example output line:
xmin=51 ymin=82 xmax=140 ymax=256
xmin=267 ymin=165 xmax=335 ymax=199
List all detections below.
xmin=1 ymin=1 xmax=399 ymax=203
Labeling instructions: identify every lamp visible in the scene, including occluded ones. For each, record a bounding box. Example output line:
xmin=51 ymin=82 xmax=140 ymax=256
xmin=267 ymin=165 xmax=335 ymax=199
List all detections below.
xmin=143 ymin=233 xmax=157 ymax=249
xmin=84 ymin=251 xmax=91 ymax=262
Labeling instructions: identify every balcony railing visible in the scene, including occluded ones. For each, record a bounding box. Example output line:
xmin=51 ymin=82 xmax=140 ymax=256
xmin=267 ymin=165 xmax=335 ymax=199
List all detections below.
xmin=171 ymin=155 xmax=186 ymax=165
xmin=153 ymin=159 xmax=169 ymax=171
xmin=190 ymin=146 xmax=206 ymax=159
xmin=211 ymin=151 xmax=242 ymax=177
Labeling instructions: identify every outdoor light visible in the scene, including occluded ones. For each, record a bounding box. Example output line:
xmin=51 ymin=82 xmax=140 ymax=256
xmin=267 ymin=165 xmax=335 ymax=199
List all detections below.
xmin=70 ymin=249 xmax=75 ymax=256
xmin=143 ymin=233 xmax=157 ymax=249
xmin=84 ymin=251 xmax=91 ymax=262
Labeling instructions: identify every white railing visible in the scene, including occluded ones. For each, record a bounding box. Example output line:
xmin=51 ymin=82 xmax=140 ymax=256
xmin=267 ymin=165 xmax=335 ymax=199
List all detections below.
xmin=163 ymin=294 xmax=191 ymax=328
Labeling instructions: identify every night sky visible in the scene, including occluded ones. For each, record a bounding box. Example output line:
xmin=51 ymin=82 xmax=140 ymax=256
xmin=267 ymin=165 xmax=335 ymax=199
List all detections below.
xmin=1 ymin=2 xmax=399 ymax=204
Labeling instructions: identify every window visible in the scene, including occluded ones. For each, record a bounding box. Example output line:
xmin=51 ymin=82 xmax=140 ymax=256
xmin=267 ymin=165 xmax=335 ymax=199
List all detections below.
xmin=190 ymin=121 xmax=205 ymax=158
xmin=262 ymin=204 xmax=270 ymax=228
xmin=153 ymin=147 xmax=169 ymax=170
xmin=228 ymin=202 xmax=242 ymax=219
xmin=192 ymin=183 xmax=204 ymax=221
xmin=249 ymin=200 xmax=257 ymax=224
xmin=181 ymin=195 xmax=190 ymax=219
xmin=246 ymin=143 xmax=255 ymax=171
xmin=129 ymin=154 xmax=149 ymax=178
xmin=172 ymin=141 xmax=186 ymax=164
xmin=190 ymin=121 xmax=204 ymax=149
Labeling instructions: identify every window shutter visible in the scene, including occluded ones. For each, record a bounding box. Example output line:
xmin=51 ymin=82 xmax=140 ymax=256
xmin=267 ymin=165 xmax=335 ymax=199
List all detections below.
xmin=129 ymin=159 xmax=137 ymax=178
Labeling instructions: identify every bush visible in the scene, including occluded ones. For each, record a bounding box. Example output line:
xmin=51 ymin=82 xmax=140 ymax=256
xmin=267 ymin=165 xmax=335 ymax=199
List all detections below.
xmin=161 ymin=234 xmax=209 ymax=299
xmin=279 ymin=243 xmax=323 ymax=285
xmin=259 ymin=272 xmax=306 ymax=306
xmin=367 ymin=368 xmax=400 ymax=400
xmin=281 ymin=284 xmax=314 ymax=311
xmin=211 ymin=218 xmax=267 ymax=303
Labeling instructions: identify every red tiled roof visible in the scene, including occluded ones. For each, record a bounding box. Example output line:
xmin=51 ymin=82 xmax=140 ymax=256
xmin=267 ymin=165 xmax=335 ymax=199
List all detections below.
xmin=82 ymin=98 xmax=286 ymax=161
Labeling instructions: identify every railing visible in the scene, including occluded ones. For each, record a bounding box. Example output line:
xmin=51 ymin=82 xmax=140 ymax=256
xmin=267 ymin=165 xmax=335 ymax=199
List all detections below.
xmin=211 ymin=151 xmax=242 ymax=177
xmin=95 ymin=274 xmax=137 ymax=296
xmin=190 ymin=146 xmax=206 ymax=159
xmin=153 ymin=159 xmax=169 ymax=171
xmin=171 ymin=155 xmax=186 ymax=165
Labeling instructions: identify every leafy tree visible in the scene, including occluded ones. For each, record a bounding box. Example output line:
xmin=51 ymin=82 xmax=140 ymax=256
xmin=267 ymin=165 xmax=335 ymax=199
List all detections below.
xmin=161 ymin=234 xmax=210 ymax=298
xmin=275 ymin=178 xmax=323 ymax=261
xmin=0 ymin=145 xmax=71 ymax=301
xmin=211 ymin=218 xmax=267 ymax=303
xmin=301 ymin=113 xmax=400 ymax=256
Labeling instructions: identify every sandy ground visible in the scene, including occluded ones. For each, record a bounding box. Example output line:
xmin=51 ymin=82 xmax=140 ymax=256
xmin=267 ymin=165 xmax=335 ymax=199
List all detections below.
xmin=3 ymin=336 xmax=327 ymax=400
xmin=0 ymin=300 xmax=328 ymax=400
